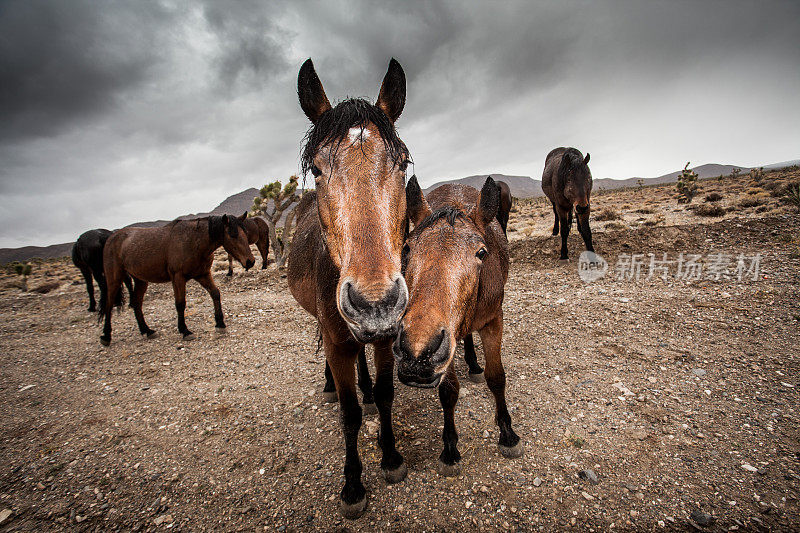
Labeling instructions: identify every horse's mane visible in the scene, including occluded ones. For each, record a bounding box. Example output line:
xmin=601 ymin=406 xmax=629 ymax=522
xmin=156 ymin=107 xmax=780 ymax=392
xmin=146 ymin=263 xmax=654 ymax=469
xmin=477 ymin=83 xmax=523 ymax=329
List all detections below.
xmin=300 ymin=98 xmax=409 ymax=177
xmin=414 ymin=206 xmax=465 ymax=233
xmin=558 ymin=148 xmax=588 ymax=181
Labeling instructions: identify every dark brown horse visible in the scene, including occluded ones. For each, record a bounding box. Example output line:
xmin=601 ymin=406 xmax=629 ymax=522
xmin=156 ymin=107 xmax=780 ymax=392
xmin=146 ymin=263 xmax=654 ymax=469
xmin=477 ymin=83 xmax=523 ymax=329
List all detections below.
xmin=99 ymin=214 xmax=255 ymax=346
xmin=462 ymin=178 xmax=512 ymax=380
xmin=287 ymin=58 xmax=410 ymax=518
xmin=72 ymin=229 xmax=133 ymax=312
xmin=399 ymin=176 xmax=522 ymax=477
xmin=542 ymin=147 xmax=594 ymax=260
xmin=227 ymin=214 xmax=269 ymax=275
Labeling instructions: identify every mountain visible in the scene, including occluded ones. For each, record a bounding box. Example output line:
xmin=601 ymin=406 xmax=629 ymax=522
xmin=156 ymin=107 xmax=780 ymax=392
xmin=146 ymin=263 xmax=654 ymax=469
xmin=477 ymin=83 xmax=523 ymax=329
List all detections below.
xmin=423 ymin=174 xmax=542 ymax=198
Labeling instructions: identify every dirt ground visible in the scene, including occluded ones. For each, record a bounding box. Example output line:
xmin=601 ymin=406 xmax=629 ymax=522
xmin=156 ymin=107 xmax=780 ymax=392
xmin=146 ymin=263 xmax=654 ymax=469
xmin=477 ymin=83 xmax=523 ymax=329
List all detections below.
xmin=1 ymin=171 xmax=799 ymax=532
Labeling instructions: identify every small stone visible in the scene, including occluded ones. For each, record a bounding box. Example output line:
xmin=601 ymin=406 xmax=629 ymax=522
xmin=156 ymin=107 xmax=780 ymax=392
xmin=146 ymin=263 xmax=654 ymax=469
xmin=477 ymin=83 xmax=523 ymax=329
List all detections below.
xmin=742 ymin=463 xmax=758 ymax=473
xmin=465 ymin=501 xmax=473 ymax=509
xmin=689 ymin=509 xmax=714 ymax=527
xmin=0 ymin=509 xmax=12 ymax=525
xmin=533 ymin=477 xmax=543 ymax=487
xmin=483 ymin=430 xmax=490 ymax=438
xmin=692 ymin=368 xmax=707 ymax=377
xmin=75 ymin=515 xmax=85 ymax=523
xmin=581 ymin=491 xmax=594 ymax=500
xmin=153 ymin=514 xmax=173 ymax=526
xmin=578 ymin=469 xmax=599 ymax=485
xmin=630 ymin=510 xmax=639 ymax=518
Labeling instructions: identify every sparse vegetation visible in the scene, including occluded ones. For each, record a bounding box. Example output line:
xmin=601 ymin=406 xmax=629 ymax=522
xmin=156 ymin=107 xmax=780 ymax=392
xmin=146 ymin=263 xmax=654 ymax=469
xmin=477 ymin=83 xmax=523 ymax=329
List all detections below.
xmin=691 ymin=204 xmax=726 ymax=217
xmin=785 ymin=183 xmax=800 ymax=210
xmin=739 ymin=197 xmax=763 ymax=209
xmin=251 ymin=175 xmax=301 ymax=269
xmin=634 ymin=207 xmax=655 ymax=214
xmin=730 ymin=168 xmax=741 ymax=179
xmin=705 ymin=192 xmax=723 ymax=202
xmin=12 ymin=262 xmax=32 ymax=291
xmin=594 ymin=207 xmax=621 ymax=221
xmin=676 ymin=162 xmax=699 ymax=204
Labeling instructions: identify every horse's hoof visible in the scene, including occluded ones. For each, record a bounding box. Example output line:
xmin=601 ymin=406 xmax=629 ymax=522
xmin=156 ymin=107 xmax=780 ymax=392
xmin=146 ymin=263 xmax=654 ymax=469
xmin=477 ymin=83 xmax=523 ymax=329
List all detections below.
xmin=339 ymin=494 xmax=367 ymax=519
xmin=362 ymin=402 xmax=378 ymax=416
xmin=88 ymin=306 xmax=96 ymax=313
xmin=383 ymin=462 xmax=407 ymax=484
xmin=499 ymin=441 xmax=524 ymax=458
xmin=183 ymin=332 xmax=196 ymax=341
xmin=558 ymin=258 xmax=569 ymax=264
xmin=99 ymin=336 xmax=110 ymax=347
xmin=214 ymin=327 xmax=227 ymax=334
xmin=436 ymin=460 xmax=461 ymax=477
xmin=146 ymin=331 xmax=158 ymax=339
xmin=322 ymin=391 xmax=338 ymax=403
xmin=468 ymin=371 xmax=485 ymax=383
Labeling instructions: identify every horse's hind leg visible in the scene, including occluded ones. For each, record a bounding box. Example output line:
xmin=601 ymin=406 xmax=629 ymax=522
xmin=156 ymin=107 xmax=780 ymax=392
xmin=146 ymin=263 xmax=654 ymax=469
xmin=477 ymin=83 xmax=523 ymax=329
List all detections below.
xmin=171 ymin=274 xmax=193 ymax=340
xmin=196 ymin=273 xmax=225 ymax=330
xmin=226 ymin=254 xmax=234 ymax=277
xmin=80 ymin=266 xmax=96 ymax=312
xmin=437 ymin=362 xmax=461 ymax=477
xmin=479 ymin=315 xmax=522 ymax=458
xmin=576 ymin=208 xmax=594 ymax=253
xmin=123 ymin=274 xmax=134 ymax=307
xmin=373 ymin=340 xmax=405 ymax=484
xmin=257 ymin=238 xmax=269 ymax=269
xmin=463 ymin=333 xmax=484 ymax=382
xmin=100 ymin=269 xmax=122 ymax=347
xmin=551 ymin=203 xmax=559 ymax=236
xmin=132 ymin=279 xmax=156 ymax=338
xmin=356 ymin=346 xmax=376 ymax=414
xmin=322 ymin=361 xmax=337 ymax=402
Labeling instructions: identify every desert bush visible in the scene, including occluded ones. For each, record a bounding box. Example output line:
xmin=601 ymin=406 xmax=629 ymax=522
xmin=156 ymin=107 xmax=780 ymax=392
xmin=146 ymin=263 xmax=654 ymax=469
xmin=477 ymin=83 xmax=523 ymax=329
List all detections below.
xmin=634 ymin=207 xmax=655 ymax=214
xmin=691 ymin=204 xmax=726 ymax=217
xmin=739 ymin=197 xmax=763 ymax=208
xmin=594 ymin=207 xmax=621 ymax=221
xmin=604 ymin=221 xmax=626 ymax=231
xmin=12 ymin=262 xmax=32 ymax=291
xmin=31 ymin=281 xmax=60 ymax=294
xmin=785 ymin=183 xmax=800 ymax=210
xmin=643 ymin=215 xmax=665 ymax=226
xmin=750 ymin=167 xmax=764 ymax=181
xmin=676 ymin=162 xmax=699 ymax=203
xmin=705 ymin=192 xmax=723 ymax=202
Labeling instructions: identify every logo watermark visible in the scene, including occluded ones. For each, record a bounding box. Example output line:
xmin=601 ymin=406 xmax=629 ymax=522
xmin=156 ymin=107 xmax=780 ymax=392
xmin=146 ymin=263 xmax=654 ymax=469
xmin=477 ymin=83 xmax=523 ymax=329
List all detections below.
xmin=577 ymin=252 xmax=761 ymax=283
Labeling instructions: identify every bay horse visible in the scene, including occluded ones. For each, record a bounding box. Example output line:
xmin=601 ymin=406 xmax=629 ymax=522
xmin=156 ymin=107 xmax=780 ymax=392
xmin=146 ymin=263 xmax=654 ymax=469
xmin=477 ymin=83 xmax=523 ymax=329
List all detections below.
xmin=227 ymin=214 xmax=269 ymax=275
xmin=399 ymin=176 xmax=522 ymax=477
xmin=542 ymin=147 xmax=594 ymax=260
xmin=462 ymin=178 xmax=512 ymax=381
xmin=287 ymin=58 xmax=410 ymax=518
xmin=99 ymin=214 xmax=255 ymax=346
xmin=71 ymin=229 xmax=133 ymax=312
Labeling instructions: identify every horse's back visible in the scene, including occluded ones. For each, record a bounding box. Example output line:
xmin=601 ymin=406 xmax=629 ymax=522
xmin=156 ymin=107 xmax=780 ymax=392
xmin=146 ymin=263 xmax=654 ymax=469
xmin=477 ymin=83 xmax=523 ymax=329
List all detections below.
xmin=108 ymin=226 xmax=171 ymax=282
xmin=74 ymin=229 xmax=113 ymax=268
xmin=287 ymin=192 xmax=321 ymax=317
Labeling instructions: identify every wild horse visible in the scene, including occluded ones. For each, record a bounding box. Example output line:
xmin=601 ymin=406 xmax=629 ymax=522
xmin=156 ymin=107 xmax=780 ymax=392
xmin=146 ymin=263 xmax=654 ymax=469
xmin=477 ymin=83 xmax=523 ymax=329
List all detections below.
xmin=99 ymin=214 xmax=255 ymax=346
xmin=227 ymin=214 xmax=270 ymax=275
xmin=398 ymin=176 xmax=522 ymax=477
xmin=287 ymin=58 xmax=410 ymax=518
xmin=542 ymin=147 xmax=594 ymax=260
xmin=72 ymin=229 xmax=133 ymax=312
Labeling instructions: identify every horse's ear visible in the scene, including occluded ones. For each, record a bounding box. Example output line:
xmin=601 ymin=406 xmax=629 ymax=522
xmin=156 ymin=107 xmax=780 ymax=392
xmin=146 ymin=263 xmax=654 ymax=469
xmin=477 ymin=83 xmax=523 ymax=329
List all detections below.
xmin=584 ymin=153 xmax=590 ymax=165
xmin=298 ymin=58 xmax=332 ymax=124
xmin=476 ymin=176 xmax=500 ymax=226
xmin=208 ymin=216 xmax=224 ymax=243
xmin=239 ymin=211 xmax=247 ymax=222
xmin=406 ymin=175 xmax=431 ymax=227
xmin=376 ymin=58 xmax=406 ymax=123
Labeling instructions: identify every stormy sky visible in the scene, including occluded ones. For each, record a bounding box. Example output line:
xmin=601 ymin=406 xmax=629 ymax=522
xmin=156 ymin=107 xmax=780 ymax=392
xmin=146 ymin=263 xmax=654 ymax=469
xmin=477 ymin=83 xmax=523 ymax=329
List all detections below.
xmin=1 ymin=1 xmax=798 ymax=248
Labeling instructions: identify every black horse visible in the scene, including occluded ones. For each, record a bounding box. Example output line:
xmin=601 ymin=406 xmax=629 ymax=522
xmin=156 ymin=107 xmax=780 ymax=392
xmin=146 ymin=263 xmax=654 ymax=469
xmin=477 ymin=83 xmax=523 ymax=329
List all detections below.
xmin=542 ymin=147 xmax=594 ymax=260
xmin=71 ymin=229 xmax=133 ymax=312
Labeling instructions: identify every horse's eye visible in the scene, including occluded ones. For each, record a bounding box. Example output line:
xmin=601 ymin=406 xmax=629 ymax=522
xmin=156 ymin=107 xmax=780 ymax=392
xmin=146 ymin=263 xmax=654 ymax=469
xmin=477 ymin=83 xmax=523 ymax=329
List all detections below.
xmin=311 ymin=165 xmax=322 ymax=177
xmin=398 ymin=160 xmax=408 ymax=172
xmin=476 ymin=248 xmax=488 ymax=261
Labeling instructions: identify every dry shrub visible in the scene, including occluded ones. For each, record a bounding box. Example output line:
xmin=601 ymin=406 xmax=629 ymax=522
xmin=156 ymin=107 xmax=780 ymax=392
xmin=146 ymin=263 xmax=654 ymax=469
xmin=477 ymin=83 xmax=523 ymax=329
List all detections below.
xmin=31 ymin=281 xmax=61 ymax=294
xmin=739 ymin=197 xmax=763 ymax=208
xmin=692 ymin=204 xmax=726 ymax=217
xmin=595 ymin=208 xmax=621 ymax=221
xmin=747 ymin=187 xmax=765 ymax=195
xmin=705 ymin=192 xmax=723 ymax=202
xmin=643 ymin=215 xmax=665 ymax=226
xmin=604 ymin=221 xmax=626 ymax=231
xmin=635 ymin=207 xmax=655 ymax=214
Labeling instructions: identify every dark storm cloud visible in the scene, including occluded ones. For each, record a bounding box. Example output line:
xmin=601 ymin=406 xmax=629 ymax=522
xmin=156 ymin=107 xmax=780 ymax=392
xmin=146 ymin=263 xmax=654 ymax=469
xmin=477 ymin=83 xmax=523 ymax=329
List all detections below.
xmin=1 ymin=0 xmax=798 ymax=248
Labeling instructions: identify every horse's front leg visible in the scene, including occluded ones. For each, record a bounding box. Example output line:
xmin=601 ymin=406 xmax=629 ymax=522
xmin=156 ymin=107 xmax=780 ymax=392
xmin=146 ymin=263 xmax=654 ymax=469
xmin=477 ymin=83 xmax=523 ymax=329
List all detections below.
xmin=356 ymin=345 xmax=377 ymax=414
xmin=325 ymin=333 xmax=367 ymax=518
xmin=196 ymin=273 xmax=225 ymax=330
xmin=437 ymin=362 xmax=461 ymax=476
xmin=479 ymin=314 xmax=522 ymax=458
xmin=373 ymin=340 xmax=405 ymax=483
xmin=171 ymin=274 xmax=193 ymax=340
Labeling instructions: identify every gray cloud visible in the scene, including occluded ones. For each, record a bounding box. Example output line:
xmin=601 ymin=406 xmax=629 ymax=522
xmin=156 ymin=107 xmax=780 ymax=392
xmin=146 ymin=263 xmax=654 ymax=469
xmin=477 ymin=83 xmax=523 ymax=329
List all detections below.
xmin=1 ymin=0 xmax=798 ymax=247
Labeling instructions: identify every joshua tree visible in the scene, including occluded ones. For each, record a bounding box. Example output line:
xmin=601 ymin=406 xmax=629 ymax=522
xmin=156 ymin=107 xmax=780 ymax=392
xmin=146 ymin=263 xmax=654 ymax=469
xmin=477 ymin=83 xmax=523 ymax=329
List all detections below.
xmin=251 ymin=175 xmax=300 ymax=268
xmin=636 ymin=178 xmax=645 ymax=194
xmin=749 ymin=167 xmax=764 ymax=182
xmin=14 ymin=262 xmax=32 ymax=291
xmin=730 ymin=168 xmax=741 ymax=179
xmin=676 ymin=162 xmax=699 ymax=204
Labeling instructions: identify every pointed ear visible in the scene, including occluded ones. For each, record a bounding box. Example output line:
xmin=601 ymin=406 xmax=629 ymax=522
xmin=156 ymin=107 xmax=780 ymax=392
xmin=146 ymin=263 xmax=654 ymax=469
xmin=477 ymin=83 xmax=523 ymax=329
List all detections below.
xmin=584 ymin=152 xmax=590 ymax=165
xmin=406 ymin=175 xmax=431 ymax=226
xmin=240 ymin=211 xmax=248 ymax=222
xmin=376 ymin=58 xmax=406 ymax=123
xmin=477 ymin=176 xmax=500 ymax=226
xmin=298 ymin=58 xmax=332 ymax=123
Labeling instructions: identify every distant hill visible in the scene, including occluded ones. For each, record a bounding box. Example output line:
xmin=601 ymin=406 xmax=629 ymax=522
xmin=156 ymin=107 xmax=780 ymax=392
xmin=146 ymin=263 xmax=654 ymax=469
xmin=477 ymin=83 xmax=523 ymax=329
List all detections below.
xmin=423 ymin=174 xmax=542 ymax=198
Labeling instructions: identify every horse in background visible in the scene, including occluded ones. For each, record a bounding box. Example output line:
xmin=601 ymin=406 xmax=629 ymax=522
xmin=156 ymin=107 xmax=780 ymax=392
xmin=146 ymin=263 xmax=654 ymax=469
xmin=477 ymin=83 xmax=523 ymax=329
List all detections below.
xmin=542 ymin=147 xmax=594 ymax=260
xmin=399 ymin=176 xmax=522 ymax=478
xmin=71 ymin=229 xmax=133 ymax=312
xmin=99 ymin=214 xmax=255 ymax=346
xmin=287 ymin=58 xmax=410 ymax=518
xmin=227 ymin=214 xmax=270 ymax=275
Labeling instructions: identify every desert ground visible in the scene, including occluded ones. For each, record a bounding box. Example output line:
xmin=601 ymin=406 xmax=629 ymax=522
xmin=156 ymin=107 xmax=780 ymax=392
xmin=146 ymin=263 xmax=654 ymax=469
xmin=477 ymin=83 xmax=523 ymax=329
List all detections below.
xmin=1 ymin=169 xmax=799 ymax=532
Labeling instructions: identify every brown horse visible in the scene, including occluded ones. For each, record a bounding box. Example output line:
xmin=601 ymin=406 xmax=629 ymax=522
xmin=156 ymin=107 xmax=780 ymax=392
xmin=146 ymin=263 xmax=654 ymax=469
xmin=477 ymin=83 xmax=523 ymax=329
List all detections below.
xmin=99 ymin=214 xmax=255 ymax=346
xmin=71 ymin=228 xmax=133 ymax=312
xmin=287 ymin=58 xmax=410 ymax=518
xmin=542 ymin=147 xmax=594 ymax=260
xmin=227 ymin=214 xmax=269 ymax=275
xmin=462 ymin=178 xmax=512 ymax=380
xmin=399 ymin=176 xmax=522 ymax=477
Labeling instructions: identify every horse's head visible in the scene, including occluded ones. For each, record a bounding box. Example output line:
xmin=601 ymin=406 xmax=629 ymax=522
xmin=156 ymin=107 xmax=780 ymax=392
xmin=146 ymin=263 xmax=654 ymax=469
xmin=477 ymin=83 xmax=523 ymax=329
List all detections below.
xmin=561 ymin=150 xmax=592 ymax=212
xmin=298 ymin=58 xmax=410 ymax=343
xmin=211 ymin=213 xmax=255 ymax=270
xmin=394 ymin=177 xmax=500 ymax=387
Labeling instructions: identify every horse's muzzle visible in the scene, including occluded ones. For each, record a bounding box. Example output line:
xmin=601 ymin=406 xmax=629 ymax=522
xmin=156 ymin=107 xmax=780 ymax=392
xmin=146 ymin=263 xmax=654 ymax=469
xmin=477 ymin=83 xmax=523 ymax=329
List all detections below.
xmin=339 ymin=275 xmax=407 ymax=343
xmin=393 ymin=327 xmax=450 ymax=388
xmin=245 ymin=258 xmax=255 ymax=270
